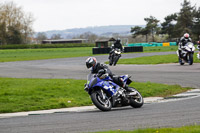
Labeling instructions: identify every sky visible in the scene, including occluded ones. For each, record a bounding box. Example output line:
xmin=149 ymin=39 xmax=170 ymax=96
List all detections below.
xmin=1 ymin=0 xmax=200 ymax=32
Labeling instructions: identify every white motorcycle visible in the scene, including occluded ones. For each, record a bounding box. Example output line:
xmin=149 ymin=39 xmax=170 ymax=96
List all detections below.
xmin=177 ymin=42 xmax=195 ymax=65
xmin=197 ymin=45 xmax=200 ymax=60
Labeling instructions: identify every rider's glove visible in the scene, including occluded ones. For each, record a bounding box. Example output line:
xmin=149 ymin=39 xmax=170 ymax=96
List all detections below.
xmin=97 ymin=69 xmax=105 ymax=77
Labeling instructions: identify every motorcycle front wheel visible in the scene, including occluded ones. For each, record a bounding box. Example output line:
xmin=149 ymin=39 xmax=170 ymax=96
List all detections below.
xmin=91 ymin=90 xmax=112 ymax=111
xmin=178 ymin=57 xmax=184 ymax=65
xmin=188 ymin=53 xmax=193 ymax=65
xmin=113 ymin=55 xmax=120 ymax=66
xmin=109 ymin=56 xmax=113 ymax=66
xmin=129 ymin=87 xmax=144 ymax=108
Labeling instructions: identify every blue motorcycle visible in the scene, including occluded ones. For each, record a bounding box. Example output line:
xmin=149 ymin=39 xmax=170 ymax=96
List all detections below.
xmin=84 ymin=72 xmax=143 ymax=111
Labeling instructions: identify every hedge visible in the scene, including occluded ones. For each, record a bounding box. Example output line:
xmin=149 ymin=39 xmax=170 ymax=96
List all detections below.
xmin=0 ymin=43 xmax=95 ymax=49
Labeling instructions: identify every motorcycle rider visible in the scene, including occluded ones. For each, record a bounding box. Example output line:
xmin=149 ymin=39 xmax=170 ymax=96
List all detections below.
xmin=85 ymin=57 xmax=132 ymax=92
xmin=109 ymin=38 xmax=123 ymax=59
xmin=178 ymin=33 xmax=192 ymax=58
xmin=197 ymin=36 xmax=200 ymax=59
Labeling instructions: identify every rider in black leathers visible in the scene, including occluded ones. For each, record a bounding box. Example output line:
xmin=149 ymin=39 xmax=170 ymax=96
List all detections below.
xmin=178 ymin=33 xmax=192 ymax=58
xmin=86 ymin=57 xmax=131 ymax=91
xmin=109 ymin=38 xmax=123 ymax=59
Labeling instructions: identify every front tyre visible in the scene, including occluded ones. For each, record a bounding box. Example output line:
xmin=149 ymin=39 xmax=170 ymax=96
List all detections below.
xmin=113 ymin=55 xmax=120 ymax=66
xmin=188 ymin=53 xmax=193 ymax=65
xmin=179 ymin=57 xmax=184 ymax=65
xmin=109 ymin=55 xmax=113 ymax=66
xmin=91 ymin=90 xmax=112 ymax=111
xmin=129 ymin=87 xmax=143 ymax=108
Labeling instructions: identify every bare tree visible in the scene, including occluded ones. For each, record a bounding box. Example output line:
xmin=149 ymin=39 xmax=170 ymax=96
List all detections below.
xmin=36 ymin=32 xmax=48 ymax=44
xmin=73 ymin=32 xmax=98 ymax=43
xmin=0 ymin=1 xmax=34 ymax=44
xmin=51 ymin=34 xmax=62 ymax=40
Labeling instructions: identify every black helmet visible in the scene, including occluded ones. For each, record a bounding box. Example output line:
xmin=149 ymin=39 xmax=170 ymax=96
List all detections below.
xmin=86 ymin=57 xmax=97 ymax=69
xmin=116 ymin=38 xmax=121 ymax=43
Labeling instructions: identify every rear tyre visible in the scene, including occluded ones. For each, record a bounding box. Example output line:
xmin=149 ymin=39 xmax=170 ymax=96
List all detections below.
xmin=129 ymin=87 xmax=143 ymax=108
xmin=91 ymin=90 xmax=112 ymax=111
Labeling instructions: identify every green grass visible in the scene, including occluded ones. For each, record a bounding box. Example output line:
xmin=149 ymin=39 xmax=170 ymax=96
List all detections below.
xmin=93 ymin=125 xmax=200 ymax=133
xmin=0 ymin=46 xmax=178 ymax=62
xmin=0 ymin=77 xmax=191 ymax=113
xmin=143 ymin=46 xmax=178 ymax=52
xmin=117 ymin=54 xmax=200 ymax=64
xmin=0 ymin=47 xmax=93 ymax=62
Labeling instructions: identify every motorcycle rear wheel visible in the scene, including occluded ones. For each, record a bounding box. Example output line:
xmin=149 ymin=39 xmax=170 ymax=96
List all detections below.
xmin=91 ymin=90 xmax=112 ymax=111
xmin=129 ymin=87 xmax=144 ymax=108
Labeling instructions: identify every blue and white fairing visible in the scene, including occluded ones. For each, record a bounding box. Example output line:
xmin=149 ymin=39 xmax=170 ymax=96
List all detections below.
xmin=87 ymin=74 xmax=120 ymax=96
xmin=120 ymin=75 xmax=129 ymax=84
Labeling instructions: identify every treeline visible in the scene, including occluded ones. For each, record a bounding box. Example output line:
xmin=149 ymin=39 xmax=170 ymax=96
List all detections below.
xmin=0 ymin=2 xmax=34 ymax=45
xmin=131 ymin=0 xmax=200 ymax=42
xmin=0 ymin=43 xmax=95 ymax=49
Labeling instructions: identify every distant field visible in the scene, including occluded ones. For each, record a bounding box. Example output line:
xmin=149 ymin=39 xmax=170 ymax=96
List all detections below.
xmin=0 ymin=46 xmax=178 ymax=62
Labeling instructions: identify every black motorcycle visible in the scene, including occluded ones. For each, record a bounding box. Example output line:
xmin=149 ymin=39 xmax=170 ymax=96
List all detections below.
xmin=84 ymin=73 xmax=143 ymax=111
xmin=109 ymin=48 xmax=121 ymax=66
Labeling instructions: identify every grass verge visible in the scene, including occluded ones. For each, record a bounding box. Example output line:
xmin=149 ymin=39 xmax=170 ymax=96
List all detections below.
xmin=0 ymin=47 xmax=93 ymax=62
xmin=93 ymin=125 xmax=200 ymax=133
xmin=0 ymin=77 xmax=191 ymax=113
xmin=143 ymin=46 xmax=177 ymax=52
xmin=117 ymin=54 xmax=200 ymax=64
xmin=0 ymin=46 xmax=178 ymax=62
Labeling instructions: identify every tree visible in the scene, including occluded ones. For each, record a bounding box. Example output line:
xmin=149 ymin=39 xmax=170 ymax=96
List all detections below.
xmin=144 ymin=16 xmax=160 ymax=42
xmin=175 ymin=0 xmax=195 ymax=37
xmin=36 ymin=32 xmax=47 ymax=43
xmin=74 ymin=32 xmax=98 ymax=43
xmin=131 ymin=16 xmax=159 ymax=42
xmin=161 ymin=13 xmax=178 ymax=40
xmin=0 ymin=1 xmax=34 ymax=44
xmin=51 ymin=34 xmax=62 ymax=40
xmin=192 ymin=7 xmax=200 ymax=40
xmin=131 ymin=26 xmax=143 ymax=38
xmin=131 ymin=26 xmax=149 ymax=42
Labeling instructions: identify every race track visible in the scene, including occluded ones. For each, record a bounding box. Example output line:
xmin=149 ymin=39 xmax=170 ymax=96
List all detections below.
xmin=0 ymin=51 xmax=200 ymax=133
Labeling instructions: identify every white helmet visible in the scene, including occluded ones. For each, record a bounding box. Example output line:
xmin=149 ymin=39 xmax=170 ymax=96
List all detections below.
xmin=184 ymin=33 xmax=189 ymax=39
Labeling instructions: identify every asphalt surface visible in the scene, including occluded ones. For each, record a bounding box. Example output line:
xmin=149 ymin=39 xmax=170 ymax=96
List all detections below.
xmin=1 ymin=96 xmax=200 ymax=133
xmin=0 ymin=51 xmax=199 ymax=88
xmin=0 ymin=51 xmax=200 ymax=133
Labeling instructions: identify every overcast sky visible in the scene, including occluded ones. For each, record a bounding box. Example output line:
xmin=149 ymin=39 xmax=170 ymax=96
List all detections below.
xmin=2 ymin=0 xmax=200 ymax=32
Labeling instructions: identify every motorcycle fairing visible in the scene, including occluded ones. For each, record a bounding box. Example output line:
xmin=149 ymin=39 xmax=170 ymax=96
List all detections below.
xmin=120 ymin=75 xmax=132 ymax=85
xmin=88 ymin=75 xmax=119 ymax=96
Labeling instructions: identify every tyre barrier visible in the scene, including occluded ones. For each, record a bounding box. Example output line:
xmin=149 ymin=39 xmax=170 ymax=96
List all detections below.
xmin=124 ymin=46 xmax=143 ymax=53
xmin=92 ymin=46 xmax=143 ymax=54
xmin=93 ymin=47 xmax=111 ymax=54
